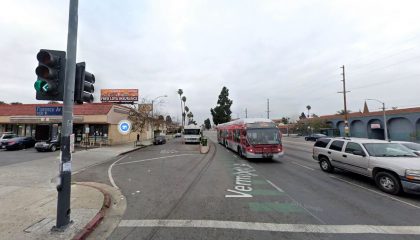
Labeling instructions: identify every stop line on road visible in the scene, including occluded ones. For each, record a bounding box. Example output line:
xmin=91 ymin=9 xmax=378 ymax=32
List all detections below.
xmin=118 ymin=219 xmax=420 ymax=235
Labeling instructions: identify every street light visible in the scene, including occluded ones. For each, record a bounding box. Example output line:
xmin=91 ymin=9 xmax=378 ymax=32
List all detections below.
xmin=151 ymin=95 xmax=168 ymax=139
xmin=366 ymin=98 xmax=388 ymax=141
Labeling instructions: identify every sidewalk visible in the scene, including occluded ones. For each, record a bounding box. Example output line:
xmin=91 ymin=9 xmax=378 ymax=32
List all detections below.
xmin=0 ymin=143 xmax=140 ymax=240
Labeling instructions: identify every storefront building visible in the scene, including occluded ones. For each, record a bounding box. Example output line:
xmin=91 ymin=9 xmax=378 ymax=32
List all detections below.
xmin=0 ymin=103 xmax=144 ymax=145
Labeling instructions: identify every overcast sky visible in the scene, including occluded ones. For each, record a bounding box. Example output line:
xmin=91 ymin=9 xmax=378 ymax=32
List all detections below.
xmin=1 ymin=0 xmax=420 ymax=124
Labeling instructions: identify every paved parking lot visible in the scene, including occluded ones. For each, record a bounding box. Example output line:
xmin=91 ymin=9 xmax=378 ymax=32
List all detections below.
xmin=0 ymin=148 xmax=59 ymax=167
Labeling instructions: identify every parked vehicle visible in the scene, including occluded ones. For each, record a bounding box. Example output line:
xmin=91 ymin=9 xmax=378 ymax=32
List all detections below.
xmin=153 ymin=135 xmax=166 ymax=145
xmin=174 ymin=132 xmax=182 ymax=138
xmin=0 ymin=132 xmax=18 ymax=149
xmin=392 ymin=141 xmax=420 ymax=156
xmin=216 ymin=118 xmax=283 ymax=160
xmin=35 ymin=137 xmax=60 ymax=152
xmin=183 ymin=125 xmax=202 ymax=144
xmin=305 ymin=133 xmax=327 ymax=141
xmin=313 ymin=137 xmax=420 ymax=195
xmin=4 ymin=137 xmax=36 ymax=150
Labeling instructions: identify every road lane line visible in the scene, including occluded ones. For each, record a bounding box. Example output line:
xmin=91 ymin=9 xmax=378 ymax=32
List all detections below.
xmin=266 ymin=180 xmax=284 ymax=192
xmin=290 ymin=161 xmax=315 ymax=171
xmin=118 ymin=219 xmax=420 ymax=234
xmin=115 ymin=154 xmax=198 ymax=166
xmin=330 ymin=175 xmax=420 ymax=209
xmin=108 ymin=155 xmax=128 ymax=189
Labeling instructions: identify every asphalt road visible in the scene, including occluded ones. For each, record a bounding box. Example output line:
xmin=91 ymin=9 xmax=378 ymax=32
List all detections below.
xmin=74 ymin=132 xmax=420 ymax=240
xmin=0 ymin=147 xmax=59 ymax=167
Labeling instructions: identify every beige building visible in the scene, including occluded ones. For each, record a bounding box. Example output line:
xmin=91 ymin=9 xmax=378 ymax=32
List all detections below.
xmin=0 ymin=103 xmax=158 ymax=145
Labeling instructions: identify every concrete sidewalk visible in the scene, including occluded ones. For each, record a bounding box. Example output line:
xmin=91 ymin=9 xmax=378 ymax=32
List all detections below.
xmin=0 ymin=143 xmax=140 ymax=240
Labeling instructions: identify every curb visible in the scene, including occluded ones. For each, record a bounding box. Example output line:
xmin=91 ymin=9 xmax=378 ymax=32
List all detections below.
xmin=72 ymin=183 xmax=112 ymax=240
xmin=118 ymin=145 xmax=148 ymax=156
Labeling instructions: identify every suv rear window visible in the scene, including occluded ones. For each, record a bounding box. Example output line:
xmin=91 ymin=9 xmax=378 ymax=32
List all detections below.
xmin=314 ymin=138 xmax=331 ymax=148
xmin=329 ymin=140 xmax=345 ymax=151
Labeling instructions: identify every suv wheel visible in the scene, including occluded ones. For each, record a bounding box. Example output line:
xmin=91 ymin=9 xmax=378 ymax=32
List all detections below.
xmin=50 ymin=145 xmax=57 ymax=152
xmin=319 ymin=157 xmax=334 ymax=172
xmin=375 ymin=172 xmax=401 ymax=195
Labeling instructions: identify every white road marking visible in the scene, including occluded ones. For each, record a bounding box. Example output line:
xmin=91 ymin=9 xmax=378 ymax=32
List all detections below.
xmin=266 ymin=180 xmax=284 ymax=192
xmin=290 ymin=161 xmax=315 ymax=171
xmin=233 ymin=155 xmax=238 ymax=159
xmin=330 ymin=175 xmax=420 ymax=210
xmin=118 ymin=219 xmax=420 ymax=234
xmin=115 ymin=154 xmax=198 ymax=166
xmin=108 ymin=155 xmax=128 ymax=189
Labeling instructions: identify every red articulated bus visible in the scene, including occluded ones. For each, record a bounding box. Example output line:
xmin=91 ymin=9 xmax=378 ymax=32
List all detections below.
xmin=216 ymin=118 xmax=284 ymax=160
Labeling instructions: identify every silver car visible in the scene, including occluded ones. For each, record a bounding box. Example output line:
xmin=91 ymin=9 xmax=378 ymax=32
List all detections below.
xmin=313 ymin=137 xmax=420 ymax=195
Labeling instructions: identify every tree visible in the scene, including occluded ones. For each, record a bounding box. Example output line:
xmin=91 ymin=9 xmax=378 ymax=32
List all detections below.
xmin=187 ymin=112 xmax=194 ymax=125
xmin=299 ymin=112 xmax=307 ymax=120
xmin=48 ymin=101 xmax=60 ymax=104
xmin=337 ymin=109 xmax=352 ymax=115
xmin=0 ymin=101 xmax=6 ymax=105
xmin=281 ymin=117 xmax=289 ymax=124
xmin=306 ymin=105 xmax=311 ymax=118
xmin=204 ymin=118 xmax=211 ymax=130
xmin=165 ymin=115 xmax=172 ymax=124
xmin=181 ymin=96 xmax=187 ymax=126
xmin=210 ymin=86 xmax=233 ymax=125
xmin=10 ymin=102 xmax=22 ymax=105
xmin=184 ymin=106 xmax=189 ymax=113
xmin=312 ymin=113 xmax=319 ymax=118
xmin=177 ymin=89 xmax=183 ymax=126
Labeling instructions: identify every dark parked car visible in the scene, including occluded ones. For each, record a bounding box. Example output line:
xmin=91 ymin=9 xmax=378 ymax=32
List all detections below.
xmin=305 ymin=133 xmax=327 ymax=141
xmin=153 ymin=135 xmax=166 ymax=145
xmin=4 ymin=137 xmax=36 ymax=150
xmin=35 ymin=138 xmax=60 ymax=152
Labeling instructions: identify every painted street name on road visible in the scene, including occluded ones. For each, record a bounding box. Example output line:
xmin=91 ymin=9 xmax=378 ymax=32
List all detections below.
xmin=225 ymin=163 xmax=258 ymax=198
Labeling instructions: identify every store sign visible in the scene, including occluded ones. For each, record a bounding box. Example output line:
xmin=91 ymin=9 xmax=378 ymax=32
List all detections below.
xmin=100 ymin=89 xmax=139 ymax=103
xmin=371 ymin=123 xmax=381 ymax=129
xmin=118 ymin=120 xmax=132 ymax=135
xmin=36 ymin=106 xmax=63 ymax=116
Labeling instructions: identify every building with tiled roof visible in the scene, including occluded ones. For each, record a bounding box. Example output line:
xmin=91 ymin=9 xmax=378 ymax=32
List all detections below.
xmin=316 ymin=105 xmax=420 ymax=142
xmin=0 ymin=103 xmax=151 ymax=145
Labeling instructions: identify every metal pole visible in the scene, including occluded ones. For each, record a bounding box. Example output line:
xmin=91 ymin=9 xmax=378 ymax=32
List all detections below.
xmin=151 ymin=100 xmax=154 ymax=140
xmin=383 ymin=102 xmax=388 ymax=141
xmin=341 ymin=65 xmax=349 ymax=137
xmin=267 ymin=99 xmax=270 ymax=119
xmin=55 ymin=0 xmax=78 ymax=230
xmin=245 ymin=108 xmax=247 ymax=118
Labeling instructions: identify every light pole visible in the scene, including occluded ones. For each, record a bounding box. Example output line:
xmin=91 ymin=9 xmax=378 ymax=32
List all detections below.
xmin=151 ymin=95 xmax=167 ymax=139
xmin=366 ymin=98 xmax=388 ymax=141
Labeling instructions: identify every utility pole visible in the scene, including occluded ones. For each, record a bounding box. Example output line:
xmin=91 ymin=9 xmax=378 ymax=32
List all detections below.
xmin=338 ymin=65 xmax=350 ymax=137
xmin=245 ymin=108 xmax=248 ymax=118
xmin=55 ymin=0 xmax=78 ymax=230
xmin=266 ymin=99 xmax=270 ymax=119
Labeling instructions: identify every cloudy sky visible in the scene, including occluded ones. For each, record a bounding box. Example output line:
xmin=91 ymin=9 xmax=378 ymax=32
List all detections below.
xmin=1 ymin=0 xmax=420 ymax=124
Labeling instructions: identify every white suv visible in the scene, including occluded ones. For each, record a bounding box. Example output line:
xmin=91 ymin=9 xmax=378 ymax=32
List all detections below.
xmin=313 ymin=137 xmax=420 ymax=195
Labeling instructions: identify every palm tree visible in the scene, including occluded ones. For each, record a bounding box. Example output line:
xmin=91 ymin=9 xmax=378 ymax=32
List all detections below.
xmin=181 ymin=96 xmax=187 ymax=126
xmin=187 ymin=112 xmax=193 ymax=124
xmin=184 ymin=106 xmax=189 ymax=113
xmin=306 ymin=105 xmax=311 ymax=118
xmin=177 ymin=89 xmax=183 ymax=126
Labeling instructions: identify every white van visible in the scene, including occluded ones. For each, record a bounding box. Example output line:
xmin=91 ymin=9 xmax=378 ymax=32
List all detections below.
xmin=183 ymin=125 xmax=201 ymax=144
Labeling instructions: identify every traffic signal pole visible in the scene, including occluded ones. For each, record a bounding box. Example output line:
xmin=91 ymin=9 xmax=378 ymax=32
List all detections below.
xmin=55 ymin=0 xmax=78 ymax=230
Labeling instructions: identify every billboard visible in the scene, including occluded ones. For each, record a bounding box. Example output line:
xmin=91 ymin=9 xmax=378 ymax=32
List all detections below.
xmin=100 ymin=89 xmax=139 ymax=103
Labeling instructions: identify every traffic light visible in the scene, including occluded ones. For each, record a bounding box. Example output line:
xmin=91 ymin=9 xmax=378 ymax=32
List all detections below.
xmin=34 ymin=49 xmax=66 ymax=101
xmin=74 ymin=62 xmax=95 ymax=104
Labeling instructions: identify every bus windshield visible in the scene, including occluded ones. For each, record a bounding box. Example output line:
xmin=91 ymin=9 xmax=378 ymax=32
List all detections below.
xmin=184 ymin=129 xmax=201 ymax=135
xmin=247 ymin=128 xmax=280 ymax=145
